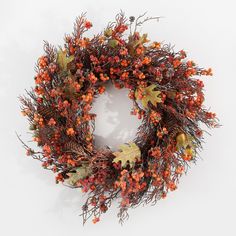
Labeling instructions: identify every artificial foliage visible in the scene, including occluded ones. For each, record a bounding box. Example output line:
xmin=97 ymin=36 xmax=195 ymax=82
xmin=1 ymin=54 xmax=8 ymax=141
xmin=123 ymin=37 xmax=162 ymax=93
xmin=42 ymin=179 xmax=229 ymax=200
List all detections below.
xmin=18 ymin=12 xmax=219 ymax=224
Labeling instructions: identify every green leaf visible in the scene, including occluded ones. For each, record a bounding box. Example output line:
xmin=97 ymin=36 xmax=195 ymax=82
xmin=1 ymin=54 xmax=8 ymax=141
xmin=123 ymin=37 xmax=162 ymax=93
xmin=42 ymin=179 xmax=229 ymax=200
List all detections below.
xmin=112 ymin=142 xmax=141 ymax=168
xmin=56 ymin=49 xmax=74 ymax=72
xmin=135 ymin=84 xmax=162 ymax=108
xmin=108 ymin=39 xmax=118 ymax=48
xmin=67 ymin=165 xmax=91 ymax=185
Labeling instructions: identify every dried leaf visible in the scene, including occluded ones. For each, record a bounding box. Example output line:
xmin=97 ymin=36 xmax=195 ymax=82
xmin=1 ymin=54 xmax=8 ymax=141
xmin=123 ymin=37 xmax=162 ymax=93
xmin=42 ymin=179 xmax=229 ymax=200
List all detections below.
xmin=112 ymin=142 xmax=141 ymax=168
xmin=67 ymin=165 xmax=91 ymax=185
xmin=135 ymin=84 xmax=162 ymax=108
xmin=166 ymin=91 xmax=177 ymax=99
xmin=56 ymin=49 xmax=74 ymax=71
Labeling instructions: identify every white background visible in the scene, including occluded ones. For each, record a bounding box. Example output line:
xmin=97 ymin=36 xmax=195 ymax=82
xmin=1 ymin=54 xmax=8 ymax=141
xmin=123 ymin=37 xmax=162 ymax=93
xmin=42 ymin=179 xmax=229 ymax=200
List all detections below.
xmin=0 ymin=0 xmax=236 ymax=235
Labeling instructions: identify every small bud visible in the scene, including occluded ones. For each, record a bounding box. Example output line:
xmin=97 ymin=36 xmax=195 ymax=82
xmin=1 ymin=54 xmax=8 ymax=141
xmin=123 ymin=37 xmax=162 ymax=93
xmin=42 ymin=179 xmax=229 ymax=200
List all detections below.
xmin=129 ymin=16 xmax=135 ymax=22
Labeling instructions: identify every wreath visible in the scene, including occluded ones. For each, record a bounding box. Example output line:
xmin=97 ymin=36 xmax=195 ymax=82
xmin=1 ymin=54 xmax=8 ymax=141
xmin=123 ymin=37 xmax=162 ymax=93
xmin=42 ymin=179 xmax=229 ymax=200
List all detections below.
xmin=18 ymin=12 xmax=219 ymax=224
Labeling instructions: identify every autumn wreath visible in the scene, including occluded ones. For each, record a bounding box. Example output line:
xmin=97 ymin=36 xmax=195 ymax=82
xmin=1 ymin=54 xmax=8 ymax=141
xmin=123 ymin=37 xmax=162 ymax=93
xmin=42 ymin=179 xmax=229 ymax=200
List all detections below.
xmin=19 ymin=12 xmax=219 ymax=224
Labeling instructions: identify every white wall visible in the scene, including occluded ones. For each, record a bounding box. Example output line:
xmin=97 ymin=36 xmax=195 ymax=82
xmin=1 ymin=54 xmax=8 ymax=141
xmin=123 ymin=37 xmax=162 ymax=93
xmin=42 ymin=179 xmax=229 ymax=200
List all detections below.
xmin=0 ymin=0 xmax=235 ymax=235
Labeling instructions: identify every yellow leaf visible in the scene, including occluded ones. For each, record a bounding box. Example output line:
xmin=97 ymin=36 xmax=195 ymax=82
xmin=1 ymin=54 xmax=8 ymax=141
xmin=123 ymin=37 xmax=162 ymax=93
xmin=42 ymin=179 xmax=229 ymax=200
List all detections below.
xmin=176 ymin=133 xmax=188 ymax=150
xmin=104 ymin=28 xmax=113 ymax=37
xmin=67 ymin=165 xmax=91 ymax=185
xmin=135 ymin=84 xmax=162 ymax=108
xmin=176 ymin=133 xmax=196 ymax=157
xmin=56 ymin=49 xmax=74 ymax=71
xmin=112 ymin=142 xmax=141 ymax=168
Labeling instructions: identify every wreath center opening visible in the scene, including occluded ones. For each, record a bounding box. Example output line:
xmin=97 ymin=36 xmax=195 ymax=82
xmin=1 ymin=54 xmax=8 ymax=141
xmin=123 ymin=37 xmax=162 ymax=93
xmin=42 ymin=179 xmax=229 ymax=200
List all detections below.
xmin=91 ymin=83 xmax=142 ymax=150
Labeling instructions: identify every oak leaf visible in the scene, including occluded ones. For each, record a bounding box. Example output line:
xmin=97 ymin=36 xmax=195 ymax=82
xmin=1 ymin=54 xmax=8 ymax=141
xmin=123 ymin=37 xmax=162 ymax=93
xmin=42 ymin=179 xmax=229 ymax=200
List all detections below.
xmin=131 ymin=33 xmax=148 ymax=48
xmin=127 ymin=33 xmax=148 ymax=55
xmin=56 ymin=49 xmax=74 ymax=72
xmin=112 ymin=142 xmax=141 ymax=168
xmin=67 ymin=164 xmax=91 ymax=185
xmin=135 ymin=84 xmax=162 ymax=108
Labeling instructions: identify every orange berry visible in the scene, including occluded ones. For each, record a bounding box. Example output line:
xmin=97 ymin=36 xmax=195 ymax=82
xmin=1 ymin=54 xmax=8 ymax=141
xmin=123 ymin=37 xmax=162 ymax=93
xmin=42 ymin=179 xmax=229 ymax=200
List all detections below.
xmin=66 ymin=128 xmax=75 ymax=136
xmin=173 ymin=59 xmax=181 ymax=68
xmin=48 ymin=118 xmax=56 ymax=126
xmin=92 ymin=217 xmax=100 ymax=224
xmin=84 ymin=21 xmax=92 ymax=29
